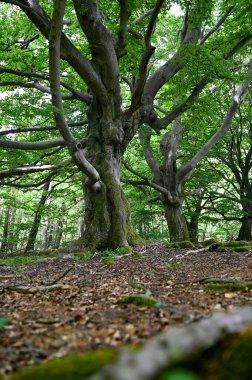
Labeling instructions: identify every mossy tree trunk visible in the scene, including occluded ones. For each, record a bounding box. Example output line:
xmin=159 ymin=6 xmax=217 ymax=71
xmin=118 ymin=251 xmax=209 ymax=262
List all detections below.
xmin=82 ymin=115 xmax=136 ymax=250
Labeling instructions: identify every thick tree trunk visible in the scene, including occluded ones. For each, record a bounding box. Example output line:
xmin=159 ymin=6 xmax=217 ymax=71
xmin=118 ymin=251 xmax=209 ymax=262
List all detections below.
xmin=164 ymin=201 xmax=189 ymax=242
xmin=238 ymin=216 xmax=252 ymax=241
xmin=83 ymin=163 xmax=135 ymax=251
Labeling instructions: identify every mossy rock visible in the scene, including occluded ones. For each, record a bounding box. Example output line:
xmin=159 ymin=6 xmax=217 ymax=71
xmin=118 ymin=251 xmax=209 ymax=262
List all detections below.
xmin=205 ymin=282 xmax=252 ymax=292
xmin=167 ymin=241 xmax=195 ymax=249
xmin=201 ymin=239 xmax=218 ymax=247
xmin=10 ymin=348 xmax=117 ymax=380
xmin=117 ymin=295 xmax=157 ymax=307
xmin=233 ymin=246 xmax=252 ymax=252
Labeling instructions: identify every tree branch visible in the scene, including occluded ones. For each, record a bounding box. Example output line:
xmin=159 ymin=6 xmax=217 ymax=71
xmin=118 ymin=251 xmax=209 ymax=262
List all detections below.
xmin=200 ymin=6 xmax=235 ymax=45
xmin=73 ymin=0 xmax=118 ymax=95
xmin=0 ymin=164 xmax=64 ymax=180
xmin=0 ymin=66 xmax=92 ymax=104
xmin=142 ymin=1 xmax=204 ymax=105
xmin=178 ymin=65 xmax=252 ymax=182
xmin=1 ymin=0 xmax=107 ymax=103
xmin=130 ymin=0 xmax=165 ymax=112
xmin=0 ymin=138 xmax=65 ymax=150
xmin=116 ymin=0 xmax=130 ymax=58
xmin=0 ymin=120 xmax=87 ymax=136
xmin=49 ymin=0 xmax=100 ymax=188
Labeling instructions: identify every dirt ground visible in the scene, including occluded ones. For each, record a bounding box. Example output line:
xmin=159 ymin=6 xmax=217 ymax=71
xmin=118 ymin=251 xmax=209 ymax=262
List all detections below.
xmin=0 ymin=243 xmax=252 ymax=376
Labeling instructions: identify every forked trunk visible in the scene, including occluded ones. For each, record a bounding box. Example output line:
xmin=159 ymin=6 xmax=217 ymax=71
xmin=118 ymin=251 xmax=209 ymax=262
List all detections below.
xmin=164 ymin=201 xmax=189 ymax=242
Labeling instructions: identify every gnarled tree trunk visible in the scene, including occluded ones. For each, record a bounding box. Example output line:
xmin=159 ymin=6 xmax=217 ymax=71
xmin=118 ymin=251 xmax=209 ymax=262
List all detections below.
xmin=82 ymin=118 xmax=136 ymax=251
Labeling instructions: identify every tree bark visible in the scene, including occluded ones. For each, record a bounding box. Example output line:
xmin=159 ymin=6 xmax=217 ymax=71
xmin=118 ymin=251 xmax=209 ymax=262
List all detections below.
xmin=25 ymin=181 xmax=51 ymax=252
xmin=163 ymin=200 xmax=189 ymax=241
xmin=238 ymin=216 xmax=252 ymax=241
xmin=82 ymin=147 xmax=136 ymax=251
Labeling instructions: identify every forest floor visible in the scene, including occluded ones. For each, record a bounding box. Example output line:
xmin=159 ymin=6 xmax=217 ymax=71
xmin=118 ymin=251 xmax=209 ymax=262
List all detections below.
xmin=0 ymin=242 xmax=252 ymax=376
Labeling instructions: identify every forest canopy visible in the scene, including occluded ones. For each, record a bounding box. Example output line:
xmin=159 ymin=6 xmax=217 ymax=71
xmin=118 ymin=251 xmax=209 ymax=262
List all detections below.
xmin=0 ymin=0 xmax=251 ymax=252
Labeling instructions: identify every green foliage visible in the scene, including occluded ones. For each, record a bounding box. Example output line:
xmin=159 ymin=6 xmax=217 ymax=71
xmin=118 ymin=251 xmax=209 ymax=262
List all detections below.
xmin=167 ymin=241 xmax=195 ymax=249
xmin=117 ymin=295 xmax=157 ymax=307
xmin=10 ymin=348 xmax=117 ymax=380
xmin=0 ymin=316 xmax=9 ymax=331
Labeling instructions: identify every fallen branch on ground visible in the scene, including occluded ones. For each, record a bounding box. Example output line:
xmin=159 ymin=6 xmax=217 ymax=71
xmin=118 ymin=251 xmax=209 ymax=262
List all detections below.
xmin=90 ymin=306 xmax=252 ymax=380
xmin=5 ymin=284 xmax=71 ymax=293
xmin=43 ymin=267 xmax=73 ymax=286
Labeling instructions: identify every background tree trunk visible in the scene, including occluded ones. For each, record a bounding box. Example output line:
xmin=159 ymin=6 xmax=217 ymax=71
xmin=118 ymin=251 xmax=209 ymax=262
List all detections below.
xmin=164 ymin=201 xmax=189 ymax=241
xmin=238 ymin=216 xmax=252 ymax=241
xmin=25 ymin=181 xmax=50 ymax=252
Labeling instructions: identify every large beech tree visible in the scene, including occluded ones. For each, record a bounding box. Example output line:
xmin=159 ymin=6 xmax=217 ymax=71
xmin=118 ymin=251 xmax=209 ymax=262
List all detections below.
xmin=0 ymin=0 xmax=251 ymax=248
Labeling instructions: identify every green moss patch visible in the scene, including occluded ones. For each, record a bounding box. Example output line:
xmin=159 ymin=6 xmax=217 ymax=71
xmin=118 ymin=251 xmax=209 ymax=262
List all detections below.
xmin=166 ymin=262 xmax=183 ymax=269
xmin=10 ymin=348 xmax=117 ymax=380
xmin=205 ymin=282 xmax=252 ymax=292
xmin=224 ymin=240 xmax=250 ymax=247
xmin=233 ymin=246 xmax=252 ymax=252
xmin=201 ymin=239 xmax=218 ymax=247
xmin=117 ymin=295 xmax=157 ymax=307
xmin=167 ymin=241 xmax=195 ymax=249
xmin=193 ymin=328 xmax=252 ymax=380
xmin=0 ymin=255 xmax=45 ymax=267
xmin=102 ymin=257 xmax=115 ymax=266
xmin=132 ymin=254 xmax=146 ymax=260
xmin=158 ymin=329 xmax=252 ymax=380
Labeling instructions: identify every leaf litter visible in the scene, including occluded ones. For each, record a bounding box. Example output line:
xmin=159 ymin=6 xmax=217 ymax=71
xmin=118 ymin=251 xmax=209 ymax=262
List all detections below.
xmin=0 ymin=243 xmax=251 ymax=376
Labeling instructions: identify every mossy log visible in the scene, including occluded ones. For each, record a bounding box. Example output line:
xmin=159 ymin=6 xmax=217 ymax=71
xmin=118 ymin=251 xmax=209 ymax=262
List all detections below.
xmin=90 ymin=306 xmax=252 ymax=380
